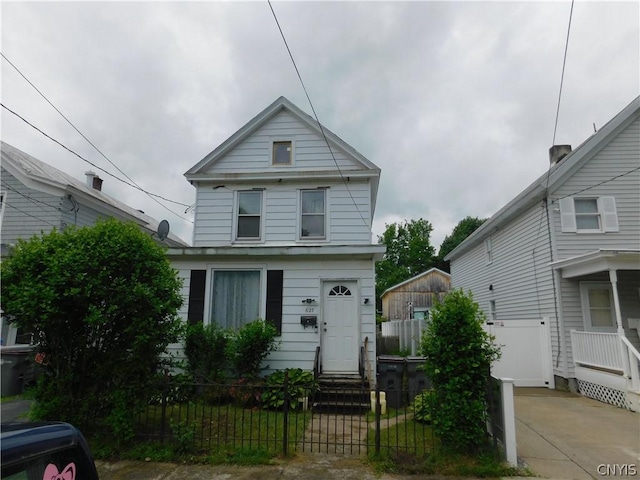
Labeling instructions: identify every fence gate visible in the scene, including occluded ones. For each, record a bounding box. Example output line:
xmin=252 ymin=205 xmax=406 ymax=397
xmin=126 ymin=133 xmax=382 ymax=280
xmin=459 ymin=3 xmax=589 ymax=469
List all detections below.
xmin=485 ymin=319 xmax=553 ymax=388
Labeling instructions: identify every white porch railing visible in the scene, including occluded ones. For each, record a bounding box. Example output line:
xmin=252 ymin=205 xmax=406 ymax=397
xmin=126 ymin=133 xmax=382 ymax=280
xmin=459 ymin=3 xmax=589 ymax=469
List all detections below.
xmin=380 ymin=319 xmax=427 ymax=356
xmin=570 ymin=330 xmax=623 ymax=372
xmin=571 ymin=330 xmax=640 ymax=411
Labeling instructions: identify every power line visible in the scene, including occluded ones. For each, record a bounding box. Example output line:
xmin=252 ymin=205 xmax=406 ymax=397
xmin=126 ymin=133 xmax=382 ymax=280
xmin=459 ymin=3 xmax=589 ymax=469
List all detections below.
xmin=3 ymin=202 xmax=59 ymax=228
xmin=1 ymin=103 xmax=194 ymax=223
xmin=551 ymin=0 xmax=575 ymax=147
xmin=1 ymin=52 xmax=191 ymax=221
xmin=1 ymin=181 xmax=61 ymax=210
xmin=554 ymin=165 xmax=640 ymax=201
xmin=267 ymin=1 xmax=370 ymax=232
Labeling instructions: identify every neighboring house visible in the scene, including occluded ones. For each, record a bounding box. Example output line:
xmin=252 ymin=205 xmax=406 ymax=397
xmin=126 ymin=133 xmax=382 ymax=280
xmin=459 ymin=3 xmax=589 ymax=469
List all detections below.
xmin=166 ymin=96 xmax=385 ymax=382
xmin=445 ymin=97 xmax=640 ymax=411
xmin=381 ymin=268 xmax=451 ymax=321
xmin=0 ymin=141 xmax=188 ymax=345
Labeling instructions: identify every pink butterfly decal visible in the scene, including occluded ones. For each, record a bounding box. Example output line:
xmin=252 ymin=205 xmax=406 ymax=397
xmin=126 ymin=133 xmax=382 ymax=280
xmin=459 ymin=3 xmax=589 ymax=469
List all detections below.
xmin=43 ymin=462 xmax=76 ymax=480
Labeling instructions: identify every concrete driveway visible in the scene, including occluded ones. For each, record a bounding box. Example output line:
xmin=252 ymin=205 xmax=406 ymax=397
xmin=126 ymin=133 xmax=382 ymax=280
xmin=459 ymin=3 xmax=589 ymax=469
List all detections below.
xmin=514 ymin=388 xmax=640 ymax=479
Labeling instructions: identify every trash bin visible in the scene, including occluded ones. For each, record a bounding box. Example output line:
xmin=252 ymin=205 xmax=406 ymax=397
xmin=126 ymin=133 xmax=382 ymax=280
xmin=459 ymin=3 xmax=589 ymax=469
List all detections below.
xmin=1 ymin=346 xmax=33 ymax=397
xmin=406 ymin=356 xmax=431 ymax=403
xmin=377 ymin=355 xmax=406 ymax=408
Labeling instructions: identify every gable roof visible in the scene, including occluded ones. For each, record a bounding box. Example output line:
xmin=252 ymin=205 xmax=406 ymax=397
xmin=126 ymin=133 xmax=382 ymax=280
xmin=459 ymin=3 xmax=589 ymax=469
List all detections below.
xmin=381 ymin=267 xmax=451 ymax=298
xmin=1 ymin=141 xmax=188 ymax=247
xmin=446 ymin=96 xmax=640 ymax=261
xmin=185 ymin=96 xmax=381 ymax=212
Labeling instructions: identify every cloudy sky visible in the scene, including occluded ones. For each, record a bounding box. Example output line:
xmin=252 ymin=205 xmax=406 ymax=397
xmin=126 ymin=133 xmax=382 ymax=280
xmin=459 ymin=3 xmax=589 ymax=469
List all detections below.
xmin=2 ymin=1 xmax=638 ymax=248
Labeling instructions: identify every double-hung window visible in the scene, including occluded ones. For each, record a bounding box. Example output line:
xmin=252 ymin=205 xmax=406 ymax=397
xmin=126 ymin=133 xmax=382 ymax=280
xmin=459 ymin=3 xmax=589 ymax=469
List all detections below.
xmin=236 ymin=191 xmax=262 ymax=240
xmin=300 ymin=189 xmax=326 ymax=239
xmin=559 ymin=196 xmax=619 ymax=233
xmin=580 ymin=282 xmax=616 ymax=331
xmin=211 ymin=270 xmax=261 ymax=330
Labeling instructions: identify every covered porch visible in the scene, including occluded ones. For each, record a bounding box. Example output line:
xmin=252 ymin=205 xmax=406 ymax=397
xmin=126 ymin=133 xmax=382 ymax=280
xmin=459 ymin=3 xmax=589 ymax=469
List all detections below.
xmin=551 ymin=249 xmax=640 ymax=412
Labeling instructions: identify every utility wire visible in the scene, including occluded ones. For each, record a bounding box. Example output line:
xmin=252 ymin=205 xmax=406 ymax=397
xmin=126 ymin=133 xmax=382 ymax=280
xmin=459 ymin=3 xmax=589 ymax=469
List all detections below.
xmin=554 ymin=166 xmax=640 ymax=201
xmin=267 ymin=1 xmax=370 ymax=231
xmin=1 ymin=103 xmax=193 ymax=222
xmin=551 ymin=0 xmax=574 ymax=148
xmin=4 ymin=202 xmax=59 ymax=228
xmin=1 ymin=52 xmax=190 ymax=221
xmin=1 ymin=181 xmax=61 ymax=210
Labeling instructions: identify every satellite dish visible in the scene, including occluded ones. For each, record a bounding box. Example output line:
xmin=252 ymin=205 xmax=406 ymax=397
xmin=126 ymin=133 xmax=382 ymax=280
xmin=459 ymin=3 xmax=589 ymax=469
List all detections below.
xmin=157 ymin=220 xmax=170 ymax=241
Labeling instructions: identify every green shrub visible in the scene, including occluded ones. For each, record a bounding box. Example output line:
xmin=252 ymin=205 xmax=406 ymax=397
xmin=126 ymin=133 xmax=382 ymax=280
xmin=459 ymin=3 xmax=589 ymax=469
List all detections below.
xmin=261 ymin=368 xmax=317 ymax=410
xmin=184 ymin=322 xmax=229 ymax=383
xmin=410 ymin=389 xmax=433 ymax=423
xmin=0 ymin=219 xmax=183 ymax=441
xmin=419 ymin=289 xmax=500 ymax=453
xmin=226 ymin=320 xmax=279 ymax=380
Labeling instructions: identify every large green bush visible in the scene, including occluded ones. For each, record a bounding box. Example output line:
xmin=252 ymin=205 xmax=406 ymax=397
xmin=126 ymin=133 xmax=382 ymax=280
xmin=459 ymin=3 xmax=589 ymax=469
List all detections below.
xmin=0 ymin=219 xmax=183 ymax=441
xmin=419 ymin=289 xmax=500 ymax=453
xmin=226 ymin=320 xmax=279 ymax=379
xmin=184 ymin=322 xmax=229 ymax=383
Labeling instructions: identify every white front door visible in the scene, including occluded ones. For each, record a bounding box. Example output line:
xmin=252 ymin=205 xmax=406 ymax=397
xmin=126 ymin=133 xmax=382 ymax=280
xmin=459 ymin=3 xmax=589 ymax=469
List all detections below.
xmin=322 ymin=281 xmax=359 ymax=373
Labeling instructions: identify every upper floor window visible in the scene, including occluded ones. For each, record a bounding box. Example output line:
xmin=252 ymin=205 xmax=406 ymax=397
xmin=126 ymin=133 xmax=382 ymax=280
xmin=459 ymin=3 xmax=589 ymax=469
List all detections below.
xmin=559 ymin=196 xmax=618 ymax=233
xmin=580 ymin=282 xmax=616 ymax=331
xmin=484 ymin=237 xmax=492 ymax=264
xmin=272 ymin=141 xmax=292 ymax=165
xmin=236 ymin=190 xmax=262 ymax=240
xmin=300 ymin=189 xmax=326 ymax=239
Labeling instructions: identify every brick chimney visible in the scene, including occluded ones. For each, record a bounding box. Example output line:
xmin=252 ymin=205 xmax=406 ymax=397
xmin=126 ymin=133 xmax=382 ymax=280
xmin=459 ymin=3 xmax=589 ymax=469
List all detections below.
xmin=85 ymin=171 xmax=103 ymax=191
xmin=549 ymin=145 xmax=572 ymax=165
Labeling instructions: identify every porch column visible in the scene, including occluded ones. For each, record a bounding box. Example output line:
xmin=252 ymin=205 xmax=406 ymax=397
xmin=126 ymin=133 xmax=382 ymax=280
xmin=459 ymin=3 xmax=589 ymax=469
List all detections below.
xmin=608 ymin=269 xmax=624 ymax=332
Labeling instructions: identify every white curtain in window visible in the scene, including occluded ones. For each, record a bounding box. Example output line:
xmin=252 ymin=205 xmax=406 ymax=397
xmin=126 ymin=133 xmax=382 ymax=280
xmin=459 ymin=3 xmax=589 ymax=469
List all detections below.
xmin=212 ymin=271 xmax=260 ymax=329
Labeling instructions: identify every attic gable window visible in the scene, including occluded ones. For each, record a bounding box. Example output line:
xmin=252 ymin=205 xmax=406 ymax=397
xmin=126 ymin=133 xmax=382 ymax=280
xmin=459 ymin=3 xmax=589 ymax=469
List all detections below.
xmin=559 ymin=196 xmax=619 ymax=233
xmin=236 ymin=190 xmax=262 ymax=240
xmin=272 ymin=141 xmax=292 ymax=165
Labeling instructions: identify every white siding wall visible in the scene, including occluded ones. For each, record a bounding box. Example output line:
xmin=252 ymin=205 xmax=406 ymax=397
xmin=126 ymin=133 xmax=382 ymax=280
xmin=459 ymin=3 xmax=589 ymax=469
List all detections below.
xmin=450 ymin=202 xmax=560 ymax=373
xmin=203 ymin=111 xmax=358 ymax=174
xmin=170 ymin=257 xmax=377 ymax=377
xmin=193 ymin=180 xmax=372 ymax=246
xmin=1 ymin=169 xmax=63 ymax=246
xmin=551 ymin=116 xmax=640 ymax=258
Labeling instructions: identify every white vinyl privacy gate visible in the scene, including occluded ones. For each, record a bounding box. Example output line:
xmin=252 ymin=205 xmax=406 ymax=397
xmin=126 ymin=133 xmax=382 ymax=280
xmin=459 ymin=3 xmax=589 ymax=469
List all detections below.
xmin=485 ymin=318 xmax=554 ymax=388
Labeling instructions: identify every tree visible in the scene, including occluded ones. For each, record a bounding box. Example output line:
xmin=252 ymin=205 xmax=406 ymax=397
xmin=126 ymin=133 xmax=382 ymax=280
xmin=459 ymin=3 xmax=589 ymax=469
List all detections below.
xmin=0 ymin=219 xmax=183 ymax=441
xmin=435 ymin=216 xmax=486 ymax=272
xmin=375 ymin=218 xmax=436 ymax=306
xmin=419 ymin=289 xmax=501 ymax=453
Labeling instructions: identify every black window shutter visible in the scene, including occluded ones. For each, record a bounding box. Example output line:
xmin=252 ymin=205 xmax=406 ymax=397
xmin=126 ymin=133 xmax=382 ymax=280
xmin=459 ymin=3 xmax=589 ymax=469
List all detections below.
xmin=187 ymin=270 xmax=206 ymax=325
xmin=266 ymin=270 xmax=284 ymax=335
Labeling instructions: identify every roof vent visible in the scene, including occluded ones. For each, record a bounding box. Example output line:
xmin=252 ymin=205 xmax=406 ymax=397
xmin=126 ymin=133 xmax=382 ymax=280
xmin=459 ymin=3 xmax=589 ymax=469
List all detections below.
xmin=85 ymin=171 xmax=103 ymax=191
xmin=549 ymin=145 xmax=572 ymax=165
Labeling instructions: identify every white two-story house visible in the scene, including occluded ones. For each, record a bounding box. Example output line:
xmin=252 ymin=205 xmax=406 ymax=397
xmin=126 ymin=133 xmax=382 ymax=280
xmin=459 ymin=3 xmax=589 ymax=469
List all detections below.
xmin=446 ymin=96 xmax=640 ymax=411
xmin=167 ymin=97 xmax=385 ymax=381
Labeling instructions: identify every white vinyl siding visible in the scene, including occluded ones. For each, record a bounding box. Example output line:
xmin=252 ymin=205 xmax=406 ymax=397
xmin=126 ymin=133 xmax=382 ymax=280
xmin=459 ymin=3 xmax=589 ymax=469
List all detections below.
xmin=449 ymin=201 xmax=560 ymax=373
xmin=0 ymin=168 xmax=63 ymax=245
xmin=193 ymin=181 xmax=372 ymax=246
xmin=170 ymin=257 xmax=377 ymax=375
xmin=553 ymin=116 xmax=639 ymax=258
xmin=201 ymin=111 xmax=357 ymax=174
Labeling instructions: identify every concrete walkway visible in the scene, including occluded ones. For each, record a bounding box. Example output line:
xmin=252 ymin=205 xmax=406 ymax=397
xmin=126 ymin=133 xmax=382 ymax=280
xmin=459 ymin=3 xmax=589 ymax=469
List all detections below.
xmin=514 ymin=388 xmax=640 ymax=479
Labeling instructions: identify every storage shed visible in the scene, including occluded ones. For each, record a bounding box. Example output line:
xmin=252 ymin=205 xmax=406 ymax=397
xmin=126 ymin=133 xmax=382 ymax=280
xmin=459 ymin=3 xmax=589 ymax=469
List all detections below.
xmin=381 ymin=268 xmax=451 ymax=321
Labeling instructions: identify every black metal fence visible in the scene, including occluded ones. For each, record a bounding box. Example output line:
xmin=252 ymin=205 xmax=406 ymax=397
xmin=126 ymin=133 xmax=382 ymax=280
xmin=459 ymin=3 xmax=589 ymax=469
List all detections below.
xmin=134 ymin=376 xmax=436 ymax=457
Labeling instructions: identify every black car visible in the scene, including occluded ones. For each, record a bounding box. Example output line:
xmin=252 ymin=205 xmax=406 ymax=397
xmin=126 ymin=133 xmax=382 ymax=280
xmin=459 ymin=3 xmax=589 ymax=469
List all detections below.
xmin=1 ymin=422 xmax=99 ymax=479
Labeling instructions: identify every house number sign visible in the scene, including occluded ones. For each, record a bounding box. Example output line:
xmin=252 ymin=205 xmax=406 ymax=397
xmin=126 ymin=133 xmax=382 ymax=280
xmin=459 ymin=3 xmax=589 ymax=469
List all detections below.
xmin=305 ymin=307 xmax=315 ymax=313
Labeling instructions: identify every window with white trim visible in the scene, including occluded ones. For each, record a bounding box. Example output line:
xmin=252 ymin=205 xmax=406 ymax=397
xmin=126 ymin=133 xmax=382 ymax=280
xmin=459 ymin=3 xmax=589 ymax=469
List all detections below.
xmin=272 ymin=141 xmax=292 ymax=165
xmin=236 ymin=190 xmax=262 ymax=240
xmin=484 ymin=237 xmax=492 ymax=264
xmin=211 ymin=270 xmax=261 ymax=329
xmin=579 ymin=282 xmax=616 ymax=331
xmin=559 ymin=196 xmax=618 ymax=233
xmin=300 ymin=189 xmax=326 ymax=239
